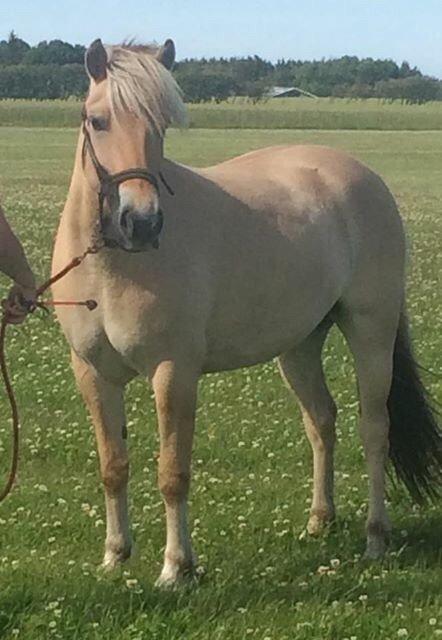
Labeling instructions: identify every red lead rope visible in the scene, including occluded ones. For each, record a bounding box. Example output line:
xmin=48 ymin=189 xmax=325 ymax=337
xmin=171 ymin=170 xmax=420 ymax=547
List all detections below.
xmin=0 ymin=243 xmax=102 ymax=503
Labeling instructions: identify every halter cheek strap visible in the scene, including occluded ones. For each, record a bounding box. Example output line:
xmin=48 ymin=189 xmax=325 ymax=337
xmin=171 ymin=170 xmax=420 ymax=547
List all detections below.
xmin=81 ymin=119 xmax=174 ymax=248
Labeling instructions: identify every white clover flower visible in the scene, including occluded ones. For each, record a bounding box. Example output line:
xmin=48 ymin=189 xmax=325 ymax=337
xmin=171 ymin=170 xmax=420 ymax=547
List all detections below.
xmin=125 ymin=578 xmax=138 ymax=588
xmin=317 ymin=565 xmax=330 ymax=575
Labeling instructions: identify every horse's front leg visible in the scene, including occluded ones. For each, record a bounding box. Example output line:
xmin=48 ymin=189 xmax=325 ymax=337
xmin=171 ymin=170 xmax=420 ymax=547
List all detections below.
xmin=151 ymin=360 xmax=198 ymax=587
xmin=71 ymin=351 xmax=131 ymax=569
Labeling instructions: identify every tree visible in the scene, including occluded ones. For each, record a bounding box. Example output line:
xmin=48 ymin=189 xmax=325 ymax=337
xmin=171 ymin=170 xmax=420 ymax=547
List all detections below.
xmin=0 ymin=32 xmax=439 ymax=102
xmin=375 ymin=76 xmax=440 ymax=104
xmin=23 ymin=40 xmax=85 ymax=65
xmin=0 ymin=31 xmax=30 ymax=64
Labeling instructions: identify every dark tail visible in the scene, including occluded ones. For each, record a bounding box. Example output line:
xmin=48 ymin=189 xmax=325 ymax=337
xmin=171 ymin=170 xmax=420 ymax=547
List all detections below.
xmin=388 ymin=312 xmax=442 ymax=503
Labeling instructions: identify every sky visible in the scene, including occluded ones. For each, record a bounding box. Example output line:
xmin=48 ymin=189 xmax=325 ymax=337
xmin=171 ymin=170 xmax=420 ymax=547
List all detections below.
xmin=1 ymin=0 xmax=441 ymax=78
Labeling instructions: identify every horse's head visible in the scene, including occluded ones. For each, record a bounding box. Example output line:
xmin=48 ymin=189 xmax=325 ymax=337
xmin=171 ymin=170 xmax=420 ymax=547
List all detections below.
xmin=82 ymin=39 xmax=186 ymax=252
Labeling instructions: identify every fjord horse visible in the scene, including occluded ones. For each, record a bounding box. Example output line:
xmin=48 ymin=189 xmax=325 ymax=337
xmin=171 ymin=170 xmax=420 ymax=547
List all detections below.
xmin=52 ymin=39 xmax=440 ymax=586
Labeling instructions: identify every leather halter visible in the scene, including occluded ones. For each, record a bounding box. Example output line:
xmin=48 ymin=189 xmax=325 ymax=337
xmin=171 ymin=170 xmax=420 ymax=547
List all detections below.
xmin=81 ymin=115 xmax=174 ymax=249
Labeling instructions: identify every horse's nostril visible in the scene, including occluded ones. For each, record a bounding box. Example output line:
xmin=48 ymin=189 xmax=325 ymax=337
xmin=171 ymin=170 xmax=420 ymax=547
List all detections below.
xmin=132 ymin=216 xmax=153 ymax=240
xmin=117 ymin=209 xmax=163 ymax=248
xmin=120 ymin=209 xmax=130 ymax=230
xmin=132 ymin=213 xmax=163 ymax=246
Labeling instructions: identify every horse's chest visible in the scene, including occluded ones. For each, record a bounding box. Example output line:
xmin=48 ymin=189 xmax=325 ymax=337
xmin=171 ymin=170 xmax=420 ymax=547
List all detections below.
xmin=60 ymin=301 xmax=145 ymax=375
xmin=65 ymin=297 xmax=168 ymax=378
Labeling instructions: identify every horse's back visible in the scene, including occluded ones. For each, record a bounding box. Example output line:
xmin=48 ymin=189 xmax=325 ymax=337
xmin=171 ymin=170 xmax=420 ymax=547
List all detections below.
xmin=201 ymin=142 xmax=404 ymax=289
xmin=195 ymin=144 xmax=405 ymax=370
xmin=202 ymin=144 xmax=395 ymax=212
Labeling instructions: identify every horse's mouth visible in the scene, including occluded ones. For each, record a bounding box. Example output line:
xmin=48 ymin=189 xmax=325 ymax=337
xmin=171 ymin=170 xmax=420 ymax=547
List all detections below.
xmin=101 ymin=211 xmax=163 ymax=252
xmin=102 ymin=237 xmax=161 ymax=253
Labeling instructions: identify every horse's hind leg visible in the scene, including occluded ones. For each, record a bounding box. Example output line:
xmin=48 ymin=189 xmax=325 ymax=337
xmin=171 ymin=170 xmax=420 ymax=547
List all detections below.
xmin=71 ymin=351 xmax=131 ymax=569
xmin=336 ymin=305 xmax=399 ymax=558
xmin=278 ymin=319 xmax=337 ymax=535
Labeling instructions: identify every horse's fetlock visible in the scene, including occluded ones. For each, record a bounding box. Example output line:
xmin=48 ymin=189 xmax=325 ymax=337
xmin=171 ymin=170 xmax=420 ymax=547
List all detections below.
xmin=165 ymin=548 xmax=190 ymax=568
xmin=366 ymin=518 xmax=391 ymax=539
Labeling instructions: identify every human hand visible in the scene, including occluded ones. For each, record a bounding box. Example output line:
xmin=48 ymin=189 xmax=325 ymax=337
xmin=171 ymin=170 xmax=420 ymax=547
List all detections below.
xmin=1 ymin=282 xmax=37 ymax=324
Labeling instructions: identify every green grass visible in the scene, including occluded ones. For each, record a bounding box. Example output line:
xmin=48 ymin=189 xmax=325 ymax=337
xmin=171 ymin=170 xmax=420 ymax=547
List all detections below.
xmin=2 ymin=97 xmax=442 ymax=130
xmin=189 ymin=98 xmax=442 ymax=130
xmin=0 ymin=127 xmax=440 ymax=639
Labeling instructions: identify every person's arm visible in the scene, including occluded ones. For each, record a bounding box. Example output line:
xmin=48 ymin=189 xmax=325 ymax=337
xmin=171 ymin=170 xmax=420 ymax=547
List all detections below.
xmin=0 ymin=206 xmax=35 ymax=292
xmin=0 ymin=205 xmax=36 ymax=323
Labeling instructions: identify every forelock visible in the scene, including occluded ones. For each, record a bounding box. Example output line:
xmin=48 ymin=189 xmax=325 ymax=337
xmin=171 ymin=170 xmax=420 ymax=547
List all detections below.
xmin=105 ymin=45 xmax=187 ymax=134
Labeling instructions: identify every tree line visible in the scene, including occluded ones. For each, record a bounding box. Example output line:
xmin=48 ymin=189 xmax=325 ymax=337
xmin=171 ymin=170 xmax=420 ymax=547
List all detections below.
xmin=0 ymin=31 xmax=440 ymax=104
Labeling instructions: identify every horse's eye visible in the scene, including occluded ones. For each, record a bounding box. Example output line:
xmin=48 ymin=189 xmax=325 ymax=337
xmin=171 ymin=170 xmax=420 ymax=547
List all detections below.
xmin=90 ymin=116 xmax=108 ymax=132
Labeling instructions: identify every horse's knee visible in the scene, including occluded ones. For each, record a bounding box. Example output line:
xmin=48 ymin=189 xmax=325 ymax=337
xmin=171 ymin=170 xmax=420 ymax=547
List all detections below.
xmin=318 ymin=401 xmax=337 ymax=433
xmin=102 ymin=456 xmax=129 ymax=495
xmin=158 ymin=469 xmax=190 ymax=503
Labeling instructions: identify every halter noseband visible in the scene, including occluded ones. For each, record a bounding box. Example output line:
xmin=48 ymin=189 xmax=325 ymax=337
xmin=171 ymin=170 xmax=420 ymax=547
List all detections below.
xmin=81 ymin=115 xmax=174 ymax=249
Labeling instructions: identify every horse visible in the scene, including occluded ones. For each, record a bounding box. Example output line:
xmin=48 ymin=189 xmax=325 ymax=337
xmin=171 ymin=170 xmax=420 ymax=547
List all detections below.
xmin=52 ymin=38 xmax=441 ymax=587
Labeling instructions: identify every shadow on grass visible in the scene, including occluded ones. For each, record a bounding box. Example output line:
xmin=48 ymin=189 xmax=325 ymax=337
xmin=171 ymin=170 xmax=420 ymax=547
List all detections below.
xmin=1 ymin=512 xmax=440 ymax=638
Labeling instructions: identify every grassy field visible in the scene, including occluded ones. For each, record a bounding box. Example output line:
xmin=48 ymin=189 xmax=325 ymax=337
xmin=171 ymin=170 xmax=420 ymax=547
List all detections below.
xmin=1 ymin=97 xmax=442 ymax=130
xmin=0 ymin=126 xmax=441 ymax=639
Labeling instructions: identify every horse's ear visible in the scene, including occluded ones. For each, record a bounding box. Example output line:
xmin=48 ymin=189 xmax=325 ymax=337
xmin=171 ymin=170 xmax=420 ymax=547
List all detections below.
xmin=156 ymin=39 xmax=176 ymax=70
xmin=85 ymin=39 xmax=108 ymax=82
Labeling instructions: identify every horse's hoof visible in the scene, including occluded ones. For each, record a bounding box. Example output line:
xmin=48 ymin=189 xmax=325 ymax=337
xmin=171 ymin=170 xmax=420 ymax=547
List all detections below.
xmin=155 ymin=573 xmax=183 ymax=590
xmin=155 ymin=563 xmax=204 ymax=590
xmin=363 ymin=542 xmax=386 ymax=560
xmin=363 ymin=535 xmax=389 ymax=560
xmin=307 ymin=509 xmax=335 ymax=536
xmin=101 ymin=556 xmax=124 ymax=573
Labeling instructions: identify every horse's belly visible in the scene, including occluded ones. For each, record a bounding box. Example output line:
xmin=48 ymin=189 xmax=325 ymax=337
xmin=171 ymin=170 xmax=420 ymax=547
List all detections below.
xmin=201 ymin=196 xmax=353 ymax=372
xmin=203 ymin=277 xmax=339 ymax=372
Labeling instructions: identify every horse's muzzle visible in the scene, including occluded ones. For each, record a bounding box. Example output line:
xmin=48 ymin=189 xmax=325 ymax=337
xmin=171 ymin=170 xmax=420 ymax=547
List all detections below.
xmin=104 ymin=209 xmax=164 ymax=252
xmin=131 ymin=211 xmax=163 ymax=249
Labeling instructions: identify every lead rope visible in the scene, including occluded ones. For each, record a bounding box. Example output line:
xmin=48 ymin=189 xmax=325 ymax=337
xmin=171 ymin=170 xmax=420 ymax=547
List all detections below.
xmin=0 ymin=242 xmax=102 ymax=503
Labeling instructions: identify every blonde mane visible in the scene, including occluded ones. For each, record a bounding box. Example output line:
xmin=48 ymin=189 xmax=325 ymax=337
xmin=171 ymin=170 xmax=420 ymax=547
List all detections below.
xmin=105 ymin=45 xmax=187 ymax=134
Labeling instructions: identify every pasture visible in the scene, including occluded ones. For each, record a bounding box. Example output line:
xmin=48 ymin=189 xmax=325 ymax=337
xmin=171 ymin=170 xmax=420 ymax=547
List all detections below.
xmin=0 ymin=124 xmax=441 ymax=639
xmin=2 ymin=97 xmax=442 ymax=130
